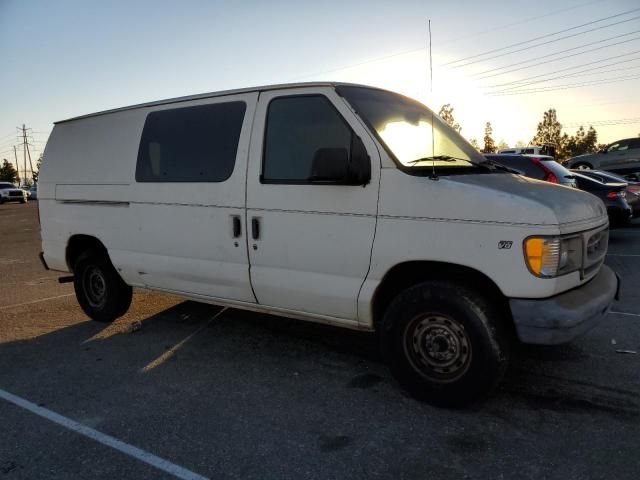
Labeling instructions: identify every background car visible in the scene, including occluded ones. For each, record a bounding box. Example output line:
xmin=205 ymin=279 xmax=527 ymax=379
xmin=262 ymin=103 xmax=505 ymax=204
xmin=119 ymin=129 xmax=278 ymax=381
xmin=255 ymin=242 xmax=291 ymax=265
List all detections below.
xmin=573 ymin=169 xmax=640 ymax=219
xmin=571 ymin=172 xmax=632 ymax=227
xmin=29 ymin=184 xmax=38 ymax=200
xmin=484 ymin=154 xmax=577 ymax=187
xmin=565 ymin=137 xmax=640 ymax=174
xmin=0 ymin=182 xmax=28 ymax=204
xmin=497 ymin=144 xmax=556 ymax=158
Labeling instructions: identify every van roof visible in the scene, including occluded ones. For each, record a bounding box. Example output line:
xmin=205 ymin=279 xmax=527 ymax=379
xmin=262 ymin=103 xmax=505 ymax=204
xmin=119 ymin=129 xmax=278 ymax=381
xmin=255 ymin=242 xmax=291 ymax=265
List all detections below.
xmin=55 ymin=82 xmax=371 ymax=125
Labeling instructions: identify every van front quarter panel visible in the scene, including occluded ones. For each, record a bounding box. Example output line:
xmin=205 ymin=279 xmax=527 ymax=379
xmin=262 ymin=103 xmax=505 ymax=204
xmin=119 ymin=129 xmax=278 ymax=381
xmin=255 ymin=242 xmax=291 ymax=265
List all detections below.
xmin=356 ymin=167 xmax=611 ymax=328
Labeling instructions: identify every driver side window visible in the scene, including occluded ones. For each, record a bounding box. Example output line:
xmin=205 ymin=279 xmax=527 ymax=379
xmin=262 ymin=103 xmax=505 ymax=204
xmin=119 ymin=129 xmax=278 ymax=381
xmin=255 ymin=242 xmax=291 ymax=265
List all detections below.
xmin=262 ymin=95 xmax=353 ymax=183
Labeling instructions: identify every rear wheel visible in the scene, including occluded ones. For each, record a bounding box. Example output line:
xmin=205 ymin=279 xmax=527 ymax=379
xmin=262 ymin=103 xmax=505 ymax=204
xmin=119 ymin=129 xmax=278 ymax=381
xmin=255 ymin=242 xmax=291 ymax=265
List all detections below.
xmin=380 ymin=281 xmax=511 ymax=407
xmin=73 ymin=251 xmax=132 ymax=322
xmin=573 ymin=162 xmax=593 ymax=170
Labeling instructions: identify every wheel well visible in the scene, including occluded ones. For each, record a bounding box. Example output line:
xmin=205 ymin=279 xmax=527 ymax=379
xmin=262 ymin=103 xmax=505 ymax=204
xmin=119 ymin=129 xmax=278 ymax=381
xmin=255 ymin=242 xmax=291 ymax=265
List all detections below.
xmin=371 ymin=261 xmax=510 ymax=330
xmin=65 ymin=235 xmax=107 ymax=272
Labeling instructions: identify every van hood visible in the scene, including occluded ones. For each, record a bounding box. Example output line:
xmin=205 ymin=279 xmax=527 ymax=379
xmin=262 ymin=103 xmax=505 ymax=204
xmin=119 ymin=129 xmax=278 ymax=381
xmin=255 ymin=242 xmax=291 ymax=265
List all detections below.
xmin=379 ymin=170 xmax=607 ymax=230
xmin=446 ymin=173 xmax=607 ymax=227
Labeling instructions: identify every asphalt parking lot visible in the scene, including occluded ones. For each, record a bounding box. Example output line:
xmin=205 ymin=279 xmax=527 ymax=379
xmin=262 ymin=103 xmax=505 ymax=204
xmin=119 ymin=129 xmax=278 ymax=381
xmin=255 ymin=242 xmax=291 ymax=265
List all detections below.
xmin=1 ymin=202 xmax=639 ymax=479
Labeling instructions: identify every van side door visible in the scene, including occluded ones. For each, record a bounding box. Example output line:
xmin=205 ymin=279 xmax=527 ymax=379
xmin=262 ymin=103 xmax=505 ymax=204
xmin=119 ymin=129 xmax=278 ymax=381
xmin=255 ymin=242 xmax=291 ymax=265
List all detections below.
xmin=245 ymin=87 xmax=380 ymax=323
xmin=129 ymin=93 xmax=257 ymax=303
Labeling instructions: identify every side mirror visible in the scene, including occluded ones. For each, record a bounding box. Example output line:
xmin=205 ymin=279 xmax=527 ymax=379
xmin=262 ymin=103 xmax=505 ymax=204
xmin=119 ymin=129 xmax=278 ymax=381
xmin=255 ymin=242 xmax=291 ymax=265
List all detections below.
xmin=309 ymin=135 xmax=371 ymax=185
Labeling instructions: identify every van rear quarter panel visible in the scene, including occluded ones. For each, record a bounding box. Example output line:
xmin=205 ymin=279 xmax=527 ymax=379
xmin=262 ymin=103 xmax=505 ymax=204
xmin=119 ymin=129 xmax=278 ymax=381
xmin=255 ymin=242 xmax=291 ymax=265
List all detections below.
xmin=39 ymin=93 xmax=258 ymax=300
xmin=39 ymin=110 xmax=145 ymax=272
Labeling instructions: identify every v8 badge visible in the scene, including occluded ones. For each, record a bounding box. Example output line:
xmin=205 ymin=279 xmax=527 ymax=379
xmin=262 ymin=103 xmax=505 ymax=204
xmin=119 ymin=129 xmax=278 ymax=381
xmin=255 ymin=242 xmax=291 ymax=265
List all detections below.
xmin=498 ymin=241 xmax=513 ymax=250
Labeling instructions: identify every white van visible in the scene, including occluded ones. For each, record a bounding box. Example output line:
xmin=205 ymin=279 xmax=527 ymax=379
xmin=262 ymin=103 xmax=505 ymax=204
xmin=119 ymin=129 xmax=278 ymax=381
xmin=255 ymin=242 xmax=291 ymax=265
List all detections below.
xmin=39 ymin=83 xmax=618 ymax=406
xmin=498 ymin=145 xmax=556 ymax=157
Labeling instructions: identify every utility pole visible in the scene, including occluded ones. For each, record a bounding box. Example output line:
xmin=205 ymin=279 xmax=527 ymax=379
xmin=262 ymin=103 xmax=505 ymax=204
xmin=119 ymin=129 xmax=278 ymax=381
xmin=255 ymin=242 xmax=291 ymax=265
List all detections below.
xmin=22 ymin=125 xmax=28 ymax=185
xmin=18 ymin=124 xmax=35 ymax=186
xmin=13 ymin=146 xmax=21 ymax=185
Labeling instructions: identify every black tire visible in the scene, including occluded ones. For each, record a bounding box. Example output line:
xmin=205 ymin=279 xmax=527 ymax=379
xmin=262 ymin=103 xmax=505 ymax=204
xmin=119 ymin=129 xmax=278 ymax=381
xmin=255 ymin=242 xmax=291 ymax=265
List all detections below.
xmin=0 ymin=198 xmax=4 ymax=204
xmin=73 ymin=250 xmax=132 ymax=322
xmin=380 ymin=281 xmax=511 ymax=407
xmin=20 ymin=198 xmax=27 ymax=204
xmin=572 ymin=162 xmax=593 ymax=170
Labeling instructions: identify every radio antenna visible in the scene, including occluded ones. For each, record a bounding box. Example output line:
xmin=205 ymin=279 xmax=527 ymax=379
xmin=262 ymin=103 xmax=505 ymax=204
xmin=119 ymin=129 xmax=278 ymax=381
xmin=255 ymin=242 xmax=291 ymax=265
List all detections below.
xmin=428 ymin=19 xmax=433 ymax=94
xmin=429 ymin=19 xmax=438 ymax=180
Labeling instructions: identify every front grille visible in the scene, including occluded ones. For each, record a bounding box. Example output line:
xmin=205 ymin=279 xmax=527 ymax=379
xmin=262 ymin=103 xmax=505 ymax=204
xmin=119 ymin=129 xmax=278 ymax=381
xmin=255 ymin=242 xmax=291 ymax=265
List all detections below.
xmin=582 ymin=226 xmax=608 ymax=280
xmin=8 ymin=191 xmax=22 ymax=197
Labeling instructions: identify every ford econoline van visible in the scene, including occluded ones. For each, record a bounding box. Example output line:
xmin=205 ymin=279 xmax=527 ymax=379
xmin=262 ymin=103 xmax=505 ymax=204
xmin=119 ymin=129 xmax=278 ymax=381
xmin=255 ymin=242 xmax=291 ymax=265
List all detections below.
xmin=39 ymin=83 xmax=618 ymax=406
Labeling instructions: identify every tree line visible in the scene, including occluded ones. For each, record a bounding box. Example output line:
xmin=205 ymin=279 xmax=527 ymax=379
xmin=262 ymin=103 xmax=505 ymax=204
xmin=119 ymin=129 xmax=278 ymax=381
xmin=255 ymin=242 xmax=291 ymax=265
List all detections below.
xmin=0 ymin=154 xmax=42 ymax=184
xmin=438 ymin=104 xmax=611 ymax=160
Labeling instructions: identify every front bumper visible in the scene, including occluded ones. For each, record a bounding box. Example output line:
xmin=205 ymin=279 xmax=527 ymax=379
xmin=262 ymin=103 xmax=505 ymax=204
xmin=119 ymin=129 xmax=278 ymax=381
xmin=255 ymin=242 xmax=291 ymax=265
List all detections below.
xmin=510 ymin=264 xmax=619 ymax=345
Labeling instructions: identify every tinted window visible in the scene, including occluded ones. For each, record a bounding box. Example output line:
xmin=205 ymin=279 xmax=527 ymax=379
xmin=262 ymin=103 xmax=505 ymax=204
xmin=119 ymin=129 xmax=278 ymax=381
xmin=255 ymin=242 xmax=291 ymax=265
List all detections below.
xmin=136 ymin=101 xmax=246 ymax=182
xmin=263 ymin=96 xmax=352 ymax=182
xmin=0 ymin=183 xmax=15 ymax=189
xmin=486 ymin=155 xmax=544 ymax=179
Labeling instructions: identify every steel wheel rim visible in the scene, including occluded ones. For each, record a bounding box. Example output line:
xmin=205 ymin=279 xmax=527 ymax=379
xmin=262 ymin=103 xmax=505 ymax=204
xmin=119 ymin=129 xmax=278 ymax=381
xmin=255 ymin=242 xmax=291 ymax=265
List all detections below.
xmin=83 ymin=266 xmax=106 ymax=308
xmin=403 ymin=314 xmax=472 ymax=383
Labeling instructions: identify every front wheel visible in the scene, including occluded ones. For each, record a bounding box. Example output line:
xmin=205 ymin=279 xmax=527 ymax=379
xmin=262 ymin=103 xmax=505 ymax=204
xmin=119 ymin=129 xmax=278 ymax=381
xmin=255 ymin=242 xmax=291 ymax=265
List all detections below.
xmin=73 ymin=251 xmax=132 ymax=322
xmin=380 ymin=281 xmax=511 ymax=407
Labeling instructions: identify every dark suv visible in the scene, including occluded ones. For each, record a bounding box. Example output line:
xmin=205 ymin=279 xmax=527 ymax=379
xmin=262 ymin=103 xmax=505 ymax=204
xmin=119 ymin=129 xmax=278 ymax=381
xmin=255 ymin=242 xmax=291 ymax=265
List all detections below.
xmin=484 ymin=154 xmax=577 ymax=188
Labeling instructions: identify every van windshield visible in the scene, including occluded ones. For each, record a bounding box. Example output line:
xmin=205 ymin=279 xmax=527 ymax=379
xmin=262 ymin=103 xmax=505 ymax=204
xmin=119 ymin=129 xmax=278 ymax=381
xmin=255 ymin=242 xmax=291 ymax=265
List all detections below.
xmin=337 ymin=86 xmax=486 ymax=170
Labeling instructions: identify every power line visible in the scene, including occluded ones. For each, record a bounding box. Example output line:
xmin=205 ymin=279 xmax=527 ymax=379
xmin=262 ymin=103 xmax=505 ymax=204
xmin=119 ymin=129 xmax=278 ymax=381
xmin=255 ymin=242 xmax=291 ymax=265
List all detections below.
xmin=292 ymin=46 xmax=425 ymax=81
xmin=489 ymin=73 xmax=640 ymax=95
xmin=0 ymin=132 xmax=18 ymax=142
xmin=491 ymin=62 xmax=640 ymax=93
xmin=449 ymin=14 xmax=640 ymax=69
xmin=437 ymin=0 xmax=604 ymax=47
xmin=564 ymin=117 xmax=640 ymax=127
xmin=443 ymin=7 xmax=640 ymax=66
xmin=484 ymin=51 xmax=640 ymax=90
xmin=474 ymin=32 xmax=640 ymax=79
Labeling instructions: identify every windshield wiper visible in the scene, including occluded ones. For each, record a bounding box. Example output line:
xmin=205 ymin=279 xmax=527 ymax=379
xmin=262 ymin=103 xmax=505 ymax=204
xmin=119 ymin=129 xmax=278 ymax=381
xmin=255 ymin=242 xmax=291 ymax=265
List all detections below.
xmin=406 ymin=155 xmax=475 ymax=165
xmin=479 ymin=158 xmax=521 ymax=174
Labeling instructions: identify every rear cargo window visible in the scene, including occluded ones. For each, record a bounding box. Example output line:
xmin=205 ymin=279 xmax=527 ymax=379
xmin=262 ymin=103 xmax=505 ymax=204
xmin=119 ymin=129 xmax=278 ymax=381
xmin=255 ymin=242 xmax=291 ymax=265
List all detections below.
xmin=136 ymin=101 xmax=246 ymax=182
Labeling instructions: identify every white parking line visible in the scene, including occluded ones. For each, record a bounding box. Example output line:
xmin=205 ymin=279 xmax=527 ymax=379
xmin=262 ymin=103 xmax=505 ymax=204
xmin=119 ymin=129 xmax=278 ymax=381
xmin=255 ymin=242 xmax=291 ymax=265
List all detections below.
xmin=0 ymin=293 xmax=74 ymax=311
xmin=611 ymin=310 xmax=640 ymax=317
xmin=606 ymin=254 xmax=640 ymax=257
xmin=0 ymin=388 xmax=208 ymax=480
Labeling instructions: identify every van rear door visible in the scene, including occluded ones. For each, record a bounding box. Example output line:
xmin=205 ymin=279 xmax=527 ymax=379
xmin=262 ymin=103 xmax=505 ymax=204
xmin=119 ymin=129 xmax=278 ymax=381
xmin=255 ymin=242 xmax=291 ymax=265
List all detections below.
xmin=245 ymin=87 xmax=380 ymax=322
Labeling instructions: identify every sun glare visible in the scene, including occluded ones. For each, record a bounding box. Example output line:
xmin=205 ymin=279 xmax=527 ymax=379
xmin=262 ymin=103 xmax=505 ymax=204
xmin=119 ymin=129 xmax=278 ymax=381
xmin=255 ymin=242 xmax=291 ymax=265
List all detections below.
xmin=378 ymin=120 xmax=434 ymax=164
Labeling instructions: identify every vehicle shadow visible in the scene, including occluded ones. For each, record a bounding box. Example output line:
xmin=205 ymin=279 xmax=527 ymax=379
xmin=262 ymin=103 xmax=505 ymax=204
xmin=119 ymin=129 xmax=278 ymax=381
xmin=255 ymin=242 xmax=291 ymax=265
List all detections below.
xmin=1 ymin=299 xmax=638 ymax=417
xmin=2 ymin=299 xmax=640 ymax=479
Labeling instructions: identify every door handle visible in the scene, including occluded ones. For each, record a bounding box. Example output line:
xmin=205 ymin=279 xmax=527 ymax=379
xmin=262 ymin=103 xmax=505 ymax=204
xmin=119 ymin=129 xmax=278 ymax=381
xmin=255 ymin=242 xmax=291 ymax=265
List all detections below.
xmin=251 ymin=217 xmax=260 ymax=240
xmin=231 ymin=215 xmax=241 ymax=238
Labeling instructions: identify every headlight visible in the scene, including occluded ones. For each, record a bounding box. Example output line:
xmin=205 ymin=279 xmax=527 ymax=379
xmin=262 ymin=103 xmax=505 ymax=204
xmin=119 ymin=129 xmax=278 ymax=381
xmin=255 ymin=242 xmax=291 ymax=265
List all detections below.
xmin=524 ymin=235 xmax=582 ymax=278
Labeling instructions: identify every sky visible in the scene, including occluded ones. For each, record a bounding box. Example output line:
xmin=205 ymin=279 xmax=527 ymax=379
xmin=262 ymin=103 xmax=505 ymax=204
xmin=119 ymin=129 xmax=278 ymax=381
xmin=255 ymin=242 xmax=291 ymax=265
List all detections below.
xmin=1 ymin=0 xmax=639 ymax=176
